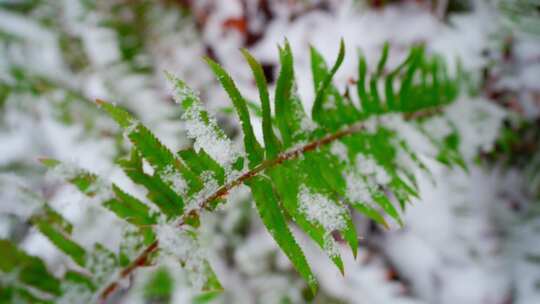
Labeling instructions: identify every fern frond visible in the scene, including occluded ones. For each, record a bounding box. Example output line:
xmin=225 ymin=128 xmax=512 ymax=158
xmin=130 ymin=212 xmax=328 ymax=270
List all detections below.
xmin=1 ymin=41 xmax=465 ymax=302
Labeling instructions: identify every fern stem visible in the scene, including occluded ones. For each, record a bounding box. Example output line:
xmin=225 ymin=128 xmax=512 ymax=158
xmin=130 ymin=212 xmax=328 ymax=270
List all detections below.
xmin=98 ymin=107 xmax=439 ymax=301
xmin=99 ymin=240 xmax=158 ymax=302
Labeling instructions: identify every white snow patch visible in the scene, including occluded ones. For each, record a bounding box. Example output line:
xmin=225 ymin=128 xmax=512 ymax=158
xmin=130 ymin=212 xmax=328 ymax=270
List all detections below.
xmin=355 ymin=154 xmax=391 ymax=185
xmin=344 ymin=172 xmax=373 ymax=205
xmin=159 ymin=164 xmax=188 ymax=197
xmin=298 ymin=185 xmax=346 ymax=232
xmin=330 ymin=141 xmax=349 ymax=163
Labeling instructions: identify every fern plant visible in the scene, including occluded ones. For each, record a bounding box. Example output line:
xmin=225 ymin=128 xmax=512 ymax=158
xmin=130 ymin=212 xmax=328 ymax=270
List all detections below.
xmin=0 ymin=40 xmax=464 ymax=303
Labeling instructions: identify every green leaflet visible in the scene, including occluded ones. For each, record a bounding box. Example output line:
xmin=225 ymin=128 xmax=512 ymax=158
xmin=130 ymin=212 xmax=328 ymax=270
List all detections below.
xmin=106 ymin=185 xmax=158 ymax=226
xmin=0 ymin=240 xmax=61 ymax=296
xmin=373 ymin=192 xmax=403 ymax=227
xmin=376 ymin=42 xmax=390 ymax=76
xmin=41 ymin=158 xmax=157 ymax=225
xmin=0 ymin=285 xmax=53 ymax=304
xmin=95 ymin=99 xmax=132 ymax=128
xmin=241 ymin=49 xmax=281 ymax=159
xmin=399 ymin=46 xmax=425 ymax=112
xmin=274 ymin=41 xmax=295 ymax=147
xmin=178 ymin=148 xmax=226 ymax=186
xmin=298 ymin=151 xmax=359 ymax=257
xmin=247 ymin=176 xmax=317 ymax=294
xmin=167 ymin=72 xmax=243 ymax=170
xmin=118 ymin=151 xmax=184 ymax=218
xmin=31 ymin=206 xmax=87 ymax=266
xmin=269 ymin=164 xmax=345 ymax=274
xmin=349 ymin=201 xmax=389 ymax=228
xmin=141 ymin=262 xmax=221 ymax=303
xmin=370 ymin=43 xmax=391 ymax=112
xmin=99 ymin=101 xmax=202 ymax=196
xmin=312 ymin=39 xmax=346 ymax=124
xmin=192 ymin=291 xmax=222 ymax=304
xmin=357 ymin=53 xmax=371 ymax=114
xmin=40 ymin=158 xmax=100 ymax=197
xmin=273 ymin=42 xmax=316 ymax=146
xmin=205 ymin=58 xmax=264 ymax=168
xmin=311 ymin=44 xmax=358 ymax=130
xmin=143 ymin=267 xmax=174 ymax=303
xmin=64 ymin=270 xmax=95 ymax=291
xmin=86 ymin=243 xmax=118 ymax=285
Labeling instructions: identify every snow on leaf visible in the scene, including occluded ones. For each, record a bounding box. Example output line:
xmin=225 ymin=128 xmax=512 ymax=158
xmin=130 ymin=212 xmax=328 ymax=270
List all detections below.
xmin=155 ymin=223 xmax=217 ymax=292
xmin=355 ymin=153 xmax=391 ymax=185
xmin=168 ymin=73 xmax=241 ymax=168
xmin=185 ymin=171 xmax=220 ymax=212
xmin=159 ymin=164 xmax=188 ymax=197
xmin=298 ymin=185 xmax=346 ymax=233
xmin=344 ymin=172 xmax=373 ymax=206
xmin=330 ymin=141 xmax=349 ymax=164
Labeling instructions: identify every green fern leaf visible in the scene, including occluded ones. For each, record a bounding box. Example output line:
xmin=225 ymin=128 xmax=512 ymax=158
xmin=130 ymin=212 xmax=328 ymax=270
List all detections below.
xmin=0 ymin=240 xmax=62 ymax=296
xmin=247 ymin=175 xmax=318 ymax=294
xmin=41 ymin=158 xmax=157 ymax=225
xmin=241 ymin=48 xmax=281 ymax=159
xmin=205 ymin=58 xmax=264 ymax=168
xmin=31 ymin=206 xmax=87 ymax=266
xmin=34 ymin=40 xmax=466 ymax=300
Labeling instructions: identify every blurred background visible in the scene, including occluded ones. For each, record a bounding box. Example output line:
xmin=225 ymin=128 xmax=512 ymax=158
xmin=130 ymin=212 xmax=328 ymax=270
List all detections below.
xmin=0 ymin=0 xmax=539 ymax=303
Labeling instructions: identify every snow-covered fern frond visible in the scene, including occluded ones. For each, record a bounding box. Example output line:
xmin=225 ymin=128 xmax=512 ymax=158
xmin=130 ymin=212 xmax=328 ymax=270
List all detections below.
xmin=1 ymin=40 xmax=465 ymax=303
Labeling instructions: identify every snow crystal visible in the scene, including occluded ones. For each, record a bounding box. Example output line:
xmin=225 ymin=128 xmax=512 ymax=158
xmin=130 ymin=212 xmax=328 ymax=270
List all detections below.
xmin=323 ymin=233 xmax=340 ymax=258
xmin=168 ymin=76 xmax=200 ymax=103
xmin=345 ymin=172 xmax=373 ymax=205
xmin=86 ymin=247 xmax=117 ymax=285
xmin=123 ymin=119 xmax=140 ymax=140
xmin=422 ymin=116 xmax=452 ymax=139
xmin=300 ymin=115 xmax=317 ymax=132
xmin=159 ymin=164 xmax=187 ymax=197
xmin=185 ymin=171 xmax=220 ymax=211
xmin=156 ymin=223 xmax=210 ymax=291
xmin=355 ymin=154 xmax=390 ymax=185
xmin=355 ymin=154 xmax=377 ymax=175
xmin=330 ymin=141 xmax=349 ymax=163
xmin=363 ymin=117 xmax=379 ymax=134
xmin=167 ymin=72 xmax=240 ymax=167
xmin=298 ymin=185 xmax=346 ymax=232
xmin=120 ymin=225 xmax=146 ymax=261
xmin=156 ymin=223 xmax=197 ymax=261
xmin=322 ymin=95 xmax=337 ymax=110
xmin=182 ymin=97 xmax=239 ymax=167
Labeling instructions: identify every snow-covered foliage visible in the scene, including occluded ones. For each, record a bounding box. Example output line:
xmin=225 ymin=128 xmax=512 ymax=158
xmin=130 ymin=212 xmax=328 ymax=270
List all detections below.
xmin=1 ymin=1 xmax=539 ymax=304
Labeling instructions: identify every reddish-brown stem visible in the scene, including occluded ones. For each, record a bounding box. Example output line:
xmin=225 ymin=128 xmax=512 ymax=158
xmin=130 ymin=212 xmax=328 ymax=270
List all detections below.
xmin=98 ymin=241 xmax=158 ymax=303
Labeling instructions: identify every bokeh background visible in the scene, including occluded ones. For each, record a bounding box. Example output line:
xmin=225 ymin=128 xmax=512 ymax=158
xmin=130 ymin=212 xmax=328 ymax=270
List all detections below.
xmin=1 ymin=0 xmax=539 ymax=303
